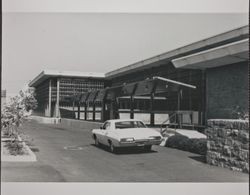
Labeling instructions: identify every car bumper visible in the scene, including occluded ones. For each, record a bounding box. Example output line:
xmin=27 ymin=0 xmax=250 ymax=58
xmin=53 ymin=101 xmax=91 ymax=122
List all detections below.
xmin=117 ymin=139 xmax=162 ymax=147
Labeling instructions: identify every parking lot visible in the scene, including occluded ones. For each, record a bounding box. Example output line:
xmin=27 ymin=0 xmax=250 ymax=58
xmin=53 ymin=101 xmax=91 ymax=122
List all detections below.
xmin=1 ymin=120 xmax=248 ymax=182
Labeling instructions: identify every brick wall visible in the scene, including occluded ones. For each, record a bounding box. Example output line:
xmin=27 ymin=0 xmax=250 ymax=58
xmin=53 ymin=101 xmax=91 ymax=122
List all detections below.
xmin=206 ymin=119 xmax=249 ymax=173
xmin=206 ymin=61 xmax=248 ymax=119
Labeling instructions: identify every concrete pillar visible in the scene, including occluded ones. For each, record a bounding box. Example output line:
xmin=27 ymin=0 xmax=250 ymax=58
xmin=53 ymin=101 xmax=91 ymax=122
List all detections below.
xmin=93 ymin=103 xmax=96 ymax=121
xmin=84 ymin=103 xmax=88 ymax=120
xmin=55 ymin=78 xmax=60 ymax=118
xmin=130 ymin=95 xmax=134 ymax=119
xmin=77 ymin=103 xmax=80 ymax=120
xmin=150 ymin=93 xmax=155 ymax=126
xmin=48 ymin=79 xmax=52 ymax=117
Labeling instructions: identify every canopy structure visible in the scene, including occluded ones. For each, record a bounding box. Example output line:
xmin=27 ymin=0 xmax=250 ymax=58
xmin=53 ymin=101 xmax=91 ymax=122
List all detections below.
xmin=70 ymin=76 xmax=197 ymax=124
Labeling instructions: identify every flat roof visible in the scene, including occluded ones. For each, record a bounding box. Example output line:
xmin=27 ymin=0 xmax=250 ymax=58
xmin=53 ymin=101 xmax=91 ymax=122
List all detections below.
xmin=29 ymin=70 xmax=105 ymax=87
xmin=29 ymin=25 xmax=249 ymax=87
xmin=105 ymin=25 xmax=249 ymax=79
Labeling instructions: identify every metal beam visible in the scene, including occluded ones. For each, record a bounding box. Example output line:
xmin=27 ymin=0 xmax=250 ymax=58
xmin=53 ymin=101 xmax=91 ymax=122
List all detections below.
xmin=153 ymin=76 xmax=196 ymax=89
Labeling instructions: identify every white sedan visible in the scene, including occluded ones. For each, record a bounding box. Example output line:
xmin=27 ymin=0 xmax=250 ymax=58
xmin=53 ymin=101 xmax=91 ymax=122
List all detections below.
xmin=92 ymin=119 xmax=163 ymax=153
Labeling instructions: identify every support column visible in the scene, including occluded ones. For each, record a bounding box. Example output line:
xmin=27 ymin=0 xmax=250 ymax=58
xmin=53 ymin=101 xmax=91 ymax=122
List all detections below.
xmin=84 ymin=103 xmax=88 ymax=120
xmin=130 ymin=95 xmax=134 ymax=119
xmin=150 ymin=93 xmax=155 ymax=126
xmin=177 ymin=89 xmax=183 ymax=128
xmin=93 ymin=103 xmax=96 ymax=121
xmin=55 ymin=78 xmax=60 ymax=118
xmin=77 ymin=103 xmax=80 ymax=120
xmin=150 ymin=81 xmax=158 ymax=126
xmin=48 ymin=79 xmax=52 ymax=117
xmin=101 ymin=102 xmax=106 ymax=122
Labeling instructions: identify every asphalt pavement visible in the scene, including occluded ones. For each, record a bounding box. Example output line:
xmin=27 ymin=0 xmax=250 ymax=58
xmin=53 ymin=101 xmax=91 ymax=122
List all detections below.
xmin=1 ymin=120 xmax=249 ymax=182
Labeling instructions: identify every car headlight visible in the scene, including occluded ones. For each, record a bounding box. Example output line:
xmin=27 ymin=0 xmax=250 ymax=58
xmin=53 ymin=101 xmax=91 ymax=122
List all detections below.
xmin=120 ymin=138 xmax=135 ymax=142
xmin=149 ymin=136 xmax=162 ymax=140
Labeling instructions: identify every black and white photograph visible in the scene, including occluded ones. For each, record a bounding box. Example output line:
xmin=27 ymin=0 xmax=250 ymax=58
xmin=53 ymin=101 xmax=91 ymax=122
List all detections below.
xmin=1 ymin=0 xmax=249 ymax=194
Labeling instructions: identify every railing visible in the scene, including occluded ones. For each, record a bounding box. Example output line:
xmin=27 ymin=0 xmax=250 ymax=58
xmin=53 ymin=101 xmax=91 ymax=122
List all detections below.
xmin=160 ymin=112 xmax=178 ymax=136
xmin=160 ymin=111 xmax=199 ymax=136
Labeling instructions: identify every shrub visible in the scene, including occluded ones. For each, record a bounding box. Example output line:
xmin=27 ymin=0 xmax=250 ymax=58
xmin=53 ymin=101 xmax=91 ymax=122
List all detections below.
xmin=166 ymin=134 xmax=207 ymax=155
xmin=1 ymin=88 xmax=37 ymax=139
xmin=5 ymin=141 xmax=24 ymax=156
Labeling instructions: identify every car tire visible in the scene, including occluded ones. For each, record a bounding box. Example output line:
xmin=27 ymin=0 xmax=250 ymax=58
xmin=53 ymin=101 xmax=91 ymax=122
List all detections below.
xmin=109 ymin=142 xmax=117 ymax=153
xmin=94 ymin=137 xmax=100 ymax=147
xmin=144 ymin=145 xmax=152 ymax=151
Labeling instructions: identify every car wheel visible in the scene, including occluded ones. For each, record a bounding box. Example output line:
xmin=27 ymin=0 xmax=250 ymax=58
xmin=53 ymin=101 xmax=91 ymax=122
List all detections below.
xmin=144 ymin=145 xmax=152 ymax=151
xmin=109 ymin=142 xmax=117 ymax=153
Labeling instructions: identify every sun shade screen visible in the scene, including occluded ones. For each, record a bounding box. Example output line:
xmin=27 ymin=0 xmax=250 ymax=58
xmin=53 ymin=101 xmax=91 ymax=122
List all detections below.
xmin=106 ymin=86 xmax=123 ymax=101
xmin=121 ymin=83 xmax=137 ymax=96
xmin=61 ymin=96 xmax=72 ymax=102
xmin=86 ymin=91 xmax=98 ymax=103
xmin=155 ymin=80 xmax=179 ymax=94
xmin=134 ymin=79 xmax=156 ymax=96
xmin=80 ymin=92 xmax=90 ymax=103
xmin=95 ymin=89 xmax=107 ymax=102
xmin=74 ymin=94 xmax=82 ymax=102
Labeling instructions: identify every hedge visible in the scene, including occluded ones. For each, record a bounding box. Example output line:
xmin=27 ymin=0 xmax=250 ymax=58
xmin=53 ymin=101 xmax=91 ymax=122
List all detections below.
xmin=165 ymin=134 xmax=207 ymax=155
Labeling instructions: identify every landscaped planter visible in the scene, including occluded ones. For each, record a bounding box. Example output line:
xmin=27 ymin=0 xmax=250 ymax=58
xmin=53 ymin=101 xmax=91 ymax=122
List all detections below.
xmin=1 ymin=136 xmax=37 ymax=162
xmin=206 ymin=119 xmax=249 ymax=173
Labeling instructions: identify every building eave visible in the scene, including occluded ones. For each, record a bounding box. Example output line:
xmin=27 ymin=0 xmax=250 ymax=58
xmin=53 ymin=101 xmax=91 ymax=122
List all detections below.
xmin=29 ymin=70 xmax=105 ymax=87
xmin=105 ymin=25 xmax=249 ymax=79
xmin=171 ymin=38 xmax=249 ymax=69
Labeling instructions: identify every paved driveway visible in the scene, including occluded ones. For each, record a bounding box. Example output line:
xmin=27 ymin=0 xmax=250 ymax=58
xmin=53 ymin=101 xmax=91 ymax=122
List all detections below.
xmin=1 ymin=120 xmax=249 ymax=182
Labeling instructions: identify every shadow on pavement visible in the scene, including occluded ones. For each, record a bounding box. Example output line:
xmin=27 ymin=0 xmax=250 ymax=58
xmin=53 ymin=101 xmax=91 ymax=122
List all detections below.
xmin=90 ymin=144 xmax=158 ymax=155
xmin=189 ymin=155 xmax=206 ymax=163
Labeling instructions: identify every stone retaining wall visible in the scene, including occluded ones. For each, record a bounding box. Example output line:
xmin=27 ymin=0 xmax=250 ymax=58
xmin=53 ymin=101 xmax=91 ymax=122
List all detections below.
xmin=206 ymin=119 xmax=249 ymax=173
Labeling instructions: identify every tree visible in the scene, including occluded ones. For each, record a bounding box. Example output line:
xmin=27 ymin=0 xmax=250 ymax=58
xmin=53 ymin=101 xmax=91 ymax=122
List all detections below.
xmin=1 ymin=88 xmax=38 ymax=138
xmin=19 ymin=88 xmax=38 ymax=112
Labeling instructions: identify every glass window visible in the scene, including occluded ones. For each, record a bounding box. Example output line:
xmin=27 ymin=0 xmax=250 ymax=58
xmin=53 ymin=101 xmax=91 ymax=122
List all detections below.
xmin=103 ymin=122 xmax=111 ymax=130
xmin=115 ymin=121 xmax=146 ymax=129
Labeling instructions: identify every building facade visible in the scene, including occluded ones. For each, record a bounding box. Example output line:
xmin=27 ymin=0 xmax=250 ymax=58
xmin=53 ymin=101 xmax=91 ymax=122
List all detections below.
xmin=29 ymin=25 xmax=249 ymax=127
xmin=29 ymin=70 xmax=106 ymax=117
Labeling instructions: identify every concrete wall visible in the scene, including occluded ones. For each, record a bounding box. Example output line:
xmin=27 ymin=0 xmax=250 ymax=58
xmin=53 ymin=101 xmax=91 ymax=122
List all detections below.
xmin=61 ymin=118 xmax=102 ymax=130
xmin=206 ymin=119 xmax=249 ymax=173
xmin=29 ymin=115 xmax=61 ymax=124
xmin=206 ymin=61 xmax=248 ymax=119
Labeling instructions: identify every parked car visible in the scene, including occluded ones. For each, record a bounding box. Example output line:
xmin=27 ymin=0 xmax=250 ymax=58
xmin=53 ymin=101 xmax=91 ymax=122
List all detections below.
xmin=92 ymin=119 xmax=163 ymax=153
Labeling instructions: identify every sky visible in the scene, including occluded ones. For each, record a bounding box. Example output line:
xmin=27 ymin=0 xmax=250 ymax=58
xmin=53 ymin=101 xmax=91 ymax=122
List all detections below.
xmin=3 ymin=0 xmax=249 ymax=13
xmin=1 ymin=1 xmax=249 ymax=97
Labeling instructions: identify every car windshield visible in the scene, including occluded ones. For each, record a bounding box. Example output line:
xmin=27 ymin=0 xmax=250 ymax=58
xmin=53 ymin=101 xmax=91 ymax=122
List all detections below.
xmin=115 ymin=121 xmax=146 ymax=129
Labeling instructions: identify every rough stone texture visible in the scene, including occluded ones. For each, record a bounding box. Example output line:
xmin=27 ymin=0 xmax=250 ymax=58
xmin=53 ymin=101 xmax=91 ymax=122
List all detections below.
xmin=206 ymin=119 xmax=249 ymax=173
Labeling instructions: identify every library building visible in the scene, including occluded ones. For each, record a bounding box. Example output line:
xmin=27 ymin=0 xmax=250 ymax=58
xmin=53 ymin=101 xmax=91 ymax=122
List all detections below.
xmin=29 ymin=25 xmax=249 ymax=129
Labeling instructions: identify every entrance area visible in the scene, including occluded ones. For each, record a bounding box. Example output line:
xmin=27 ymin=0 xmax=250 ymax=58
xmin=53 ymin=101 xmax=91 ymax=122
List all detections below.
xmin=60 ymin=76 xmax=205 ymax=129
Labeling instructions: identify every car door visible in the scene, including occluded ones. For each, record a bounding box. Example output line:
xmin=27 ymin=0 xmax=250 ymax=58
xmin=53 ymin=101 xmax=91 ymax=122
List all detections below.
xmin=98 ymin=122 xmax=111 ymax=145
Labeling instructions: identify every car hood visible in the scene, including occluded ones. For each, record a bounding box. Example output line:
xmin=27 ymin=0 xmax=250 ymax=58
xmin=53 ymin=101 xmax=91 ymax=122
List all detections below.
xmin=113 ymin=128 xmax=161 ymax=139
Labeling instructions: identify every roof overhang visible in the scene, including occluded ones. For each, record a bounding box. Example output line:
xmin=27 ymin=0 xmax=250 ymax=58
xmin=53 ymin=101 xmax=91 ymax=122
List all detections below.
xmin=171 ymin=39 xmax=249 ymax=69
xmin=29 ymin=70 xmax=105 ymax=87
xmin=105 ymin=25 xmax=249 ymax=79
